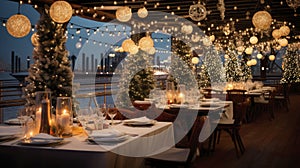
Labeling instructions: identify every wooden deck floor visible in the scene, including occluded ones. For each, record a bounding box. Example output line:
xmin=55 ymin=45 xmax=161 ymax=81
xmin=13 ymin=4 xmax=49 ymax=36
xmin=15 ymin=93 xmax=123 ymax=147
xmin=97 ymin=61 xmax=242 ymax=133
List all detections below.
xmin=192 ymin=93 xmax=300 ymax=168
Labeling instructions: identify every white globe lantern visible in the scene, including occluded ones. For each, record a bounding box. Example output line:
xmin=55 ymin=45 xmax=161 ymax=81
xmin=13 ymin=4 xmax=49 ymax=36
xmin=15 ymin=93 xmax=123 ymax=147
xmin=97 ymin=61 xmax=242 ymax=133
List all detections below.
xmin=6 ymin=14 xmax=31 ymax=38
xmin=269 ymin=54 xmax=275 ymax=61
xmin=237 ymin=46 xmax=245 ymax=52
xmin=278 ymin=38 xmax=288 ymax=47
xmin=191 ymin=57 xmax=199 ymax=64
xmin=49 ymin=1 xmax=73 ymax=23
xmin=279 ymin=25 xmax=290 ymax=36
xmin=116 ymin=6 xmax=132 ymax=22
xmin=252 ymin=11 xmax=272 ymax=31
xmin=122 ymin=39 xmax=135 ymax=52
xmin=257 ymin=53 xmax=263 ymax=59
xmin=245 ymin=47 xmax=253 ymax=55
xmin=272 ymin=29 xmax=281 ymax=39
xmin=137 ymin=7 xmax=148 ymax=18
xmin=139 ymin=36 xmax=154 ymax=51
xmin=209 ymin=35 xmax=215 ymax=42
xmin=250 ymin=36 xmax=258 ymax=44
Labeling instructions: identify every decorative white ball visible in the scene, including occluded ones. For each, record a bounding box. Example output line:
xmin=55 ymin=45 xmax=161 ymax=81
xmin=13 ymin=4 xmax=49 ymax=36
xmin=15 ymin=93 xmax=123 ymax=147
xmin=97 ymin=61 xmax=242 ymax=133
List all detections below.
xmin=278 ymin=38 xmax=288 ymax=47
xmin=250 ymin=36 xmax=258 ymax=44
xmin=49 ymin=1 xmax=73 ymax=23
xmin=257 ymin=53 xmax=263 ymax=59
xmin=245 ymin=47 xmax=253 ymax=55
xmin=6 ymin=14 xmax=31 ymax=38
xmin=122 ymin=38 xmax=135 ymax=52
xmin=129 ymin=44 xmax=139 ymax=54
xmin=116 ymin=6 xmax=132 ymax=22
xmin=191 ymin=57 xmax=199 ymax=64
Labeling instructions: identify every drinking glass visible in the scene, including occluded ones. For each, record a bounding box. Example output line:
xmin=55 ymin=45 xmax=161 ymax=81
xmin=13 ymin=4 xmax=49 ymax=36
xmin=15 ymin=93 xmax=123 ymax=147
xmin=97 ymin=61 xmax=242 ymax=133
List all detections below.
xmin=106 ymin=104 xmax=117 ymax=125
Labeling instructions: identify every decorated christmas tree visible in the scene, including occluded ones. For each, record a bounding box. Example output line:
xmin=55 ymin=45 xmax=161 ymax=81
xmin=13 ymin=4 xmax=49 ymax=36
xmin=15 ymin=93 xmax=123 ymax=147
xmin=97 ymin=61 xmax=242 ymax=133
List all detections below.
xmin=280 ymin=48 xmax=300 ymax=84
xmin=198 ymin=64 xmax=211 ymax=88
xmin=170 ymin=39 xmax=196 ymax=90
xmin=224 ymin=46 xmax=242 ymax=82
xmin=239 ymin=53 xmax=252 ymax=81
xmin=23 ymin=8 xmax=73 ymax=112
xmin=114 ymin=50 xmax=155 ymax=107
xmin=203 ymin=46 xmax=226 ymax=85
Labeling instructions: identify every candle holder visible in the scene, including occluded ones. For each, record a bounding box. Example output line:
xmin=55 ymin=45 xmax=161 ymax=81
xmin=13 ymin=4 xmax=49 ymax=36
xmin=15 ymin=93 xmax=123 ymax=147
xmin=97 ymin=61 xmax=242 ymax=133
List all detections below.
xmin=56 ymin=97 xmax=73 ymax=137
xmin=35 ymin=91 xmax=52 ymax=134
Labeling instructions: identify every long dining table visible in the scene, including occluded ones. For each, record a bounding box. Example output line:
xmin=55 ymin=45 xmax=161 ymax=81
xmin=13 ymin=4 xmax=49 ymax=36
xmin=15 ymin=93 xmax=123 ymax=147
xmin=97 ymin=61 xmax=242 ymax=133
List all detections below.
xmin=0 ymin=101 xmax=231 ymax=168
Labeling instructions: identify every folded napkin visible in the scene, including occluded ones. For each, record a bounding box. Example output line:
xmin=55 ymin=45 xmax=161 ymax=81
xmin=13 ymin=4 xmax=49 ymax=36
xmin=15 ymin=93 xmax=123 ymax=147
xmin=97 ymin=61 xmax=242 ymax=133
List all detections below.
xmin=123 ymin=116 xmax=156 ymax=125
xmin=30 ymin=133 xmax=63 ymax=141
xmin=90 ymin=129 xmax=125 ymax=138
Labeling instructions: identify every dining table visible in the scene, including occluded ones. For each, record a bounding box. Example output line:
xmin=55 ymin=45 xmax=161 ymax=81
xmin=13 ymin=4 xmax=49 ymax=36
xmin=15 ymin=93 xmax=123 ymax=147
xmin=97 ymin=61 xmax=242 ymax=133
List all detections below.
xmin=0 ymin=120 xmax=174 ymax=168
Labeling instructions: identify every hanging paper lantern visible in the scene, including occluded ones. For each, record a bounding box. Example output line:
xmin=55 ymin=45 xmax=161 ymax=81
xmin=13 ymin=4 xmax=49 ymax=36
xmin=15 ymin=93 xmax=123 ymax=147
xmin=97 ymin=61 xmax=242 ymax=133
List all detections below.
xmin=252 ymin=11 xmax=272 ymax=30
xmin=49 ymin=1 xmax=73 ymax=23
xmin=116 ymin=6 xmax=132 ymax=22
xmin=129 ymin=44 xmax=139 ymax=55
xmin=278 ymin=38 xmax=288 ymax=47
xmin=191 ymin=57 xmax=199 ymax=64
xmin=122 ymin=38 xmax=135 ymax=52
xmin=6 ymin=14 xmax=31 ymax=38
xmin=137 ymin=7 xmax=148 ymax=18
xmin=250 ymin=36 xmax=258 ymax=44
xmin=269 ymin=54 xmax=275 ymax=61
xmin=245 ymin=47 xmax=253 ymax=55
xmin=272 ymin=29 xmax=281 ymax=39
xmin=257 ymin=53 xmax=263 ymax=59
xmin=279 ymin=25 xmax=290 ymax=36
xmin=31 ymin=32 xmax=39 ymax=47
xmin=138 ymin=36 xmax=154 ymax=50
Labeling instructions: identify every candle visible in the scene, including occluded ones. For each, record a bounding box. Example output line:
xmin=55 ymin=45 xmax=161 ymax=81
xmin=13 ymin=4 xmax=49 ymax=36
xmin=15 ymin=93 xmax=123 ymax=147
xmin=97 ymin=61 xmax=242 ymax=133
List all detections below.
xmin=61 ymin=109 xmax=70 ymax=127
xmin=35 ymin=107 xmax=41 ymax=132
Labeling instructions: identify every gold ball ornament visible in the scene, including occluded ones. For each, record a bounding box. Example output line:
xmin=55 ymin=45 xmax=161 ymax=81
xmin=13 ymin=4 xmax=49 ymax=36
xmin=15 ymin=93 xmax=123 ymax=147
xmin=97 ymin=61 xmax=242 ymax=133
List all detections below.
xmin=246 ymin=60 xmax=252 ymax=66
xmin=202 ymin=37 xmax=212 ymax=46
xmin=252 ymin=11 xmax=272 ymax=30
xmin=245 ymin=47 xmax=253 ymax=55
xmin=251 ymin=59 xmax=257 ymax=65
xmin=191 ymin=57 xmax=199 ymax=64
xmin=6 ymin=14 xmax=31 ymax=38
xmin=147 ymin=47 xmax=156 ymax=55
xmin=138 ymin=36 xmax=154 ymax=50
xmin=137 ymin=7 xmax=148 ymax=18
xmin=257 ymin=53 xmax=263 ymax=59
xmin=129 ymin=44 xmax=139 ymax=55
xmin=209 ymin=35 xmax=215 ymax=42
xmin=279 ymin=25 xmax=290 ymax=36
xmin=272 ymin=29 xmax=281 ymax=39
xmin=122 ymin=39 xmax=135 ymax=52
xmin=278 ymin=38 xmax=288 ymax=47
xmin=237 ymin=46 xmax=245 ymax=52
xmin=269 ymin=54 xmax=275 ymax=61
xmin=31 ymin=32 xmax=39 ymax=46
xmin=49 ymin=1 xmax=73 ymax=23
xmin=116 ymin=6 xmax=132 ymax=22
xmin=224 ymin=54 xmax=229 ymax=59
xmin=250 ymin=36 xmax=258 ymax=44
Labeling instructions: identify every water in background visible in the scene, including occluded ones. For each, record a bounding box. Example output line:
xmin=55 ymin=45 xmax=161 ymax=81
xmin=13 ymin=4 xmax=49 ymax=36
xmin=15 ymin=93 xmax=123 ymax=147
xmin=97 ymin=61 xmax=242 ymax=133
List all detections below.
xmin=0 ymin=72 xmax=116 ymax=121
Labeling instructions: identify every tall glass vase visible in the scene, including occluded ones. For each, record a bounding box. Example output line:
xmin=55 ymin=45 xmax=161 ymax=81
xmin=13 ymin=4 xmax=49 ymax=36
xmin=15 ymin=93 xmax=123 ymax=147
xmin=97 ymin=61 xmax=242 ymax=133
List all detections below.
xmin=56 ymin=97 xmax=73 ymax=137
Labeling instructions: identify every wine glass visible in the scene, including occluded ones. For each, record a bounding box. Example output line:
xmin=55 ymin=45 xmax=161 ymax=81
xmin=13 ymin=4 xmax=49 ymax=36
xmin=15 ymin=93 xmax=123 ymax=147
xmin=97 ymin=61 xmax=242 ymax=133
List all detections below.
xmin=93 ymin=104 xmax=107 ymax=130
xmin=106 ymin=104 xmax=117 ymax=125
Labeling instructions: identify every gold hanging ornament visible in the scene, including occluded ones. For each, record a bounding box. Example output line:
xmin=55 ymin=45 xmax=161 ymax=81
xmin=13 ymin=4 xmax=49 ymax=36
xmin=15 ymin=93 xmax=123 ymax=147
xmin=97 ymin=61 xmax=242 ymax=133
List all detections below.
xmin=269 ymin=54 xmax=275 ymax=61
xmin=6 ymin=14 xmax=31 ymax=38
xmin=252 ymin=11 xmax=272 ymax=31
xmin=49 ymin=1 xmax=73 ymax=23
xmin=31 ymin=32 xmax=39 ymax=46
xmin=249 ymin=36 xmax=258 ymax=44
xmin=138 ymin=36 xmax=154 ymax=51
xmin=191 ymin=57 xmax=199 ymax=64
xmin=189 ymin=1 xmax=207 ymax=21
xmin=272 ymin=29 xmax=281 ymax=39
xmin=137 ymin=7 xmax=148 ymax=18
xmin=122 ymin=38 xmax=135 ymax=52
xmin=116 ymin=6 xmax=132 ymax=22
xmin=279 ymin=25 xmax=290 ymax=36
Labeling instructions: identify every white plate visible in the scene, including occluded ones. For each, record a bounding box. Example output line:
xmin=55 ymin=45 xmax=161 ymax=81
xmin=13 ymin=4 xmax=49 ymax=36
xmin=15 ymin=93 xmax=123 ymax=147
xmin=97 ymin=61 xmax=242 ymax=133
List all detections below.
xmin=19 ymin=138 xmax=64 ymax=146
xmin=4 ymin=118 xmax=23 ymax=125
xmin=123 ymin=120 xmax=156 ymax=126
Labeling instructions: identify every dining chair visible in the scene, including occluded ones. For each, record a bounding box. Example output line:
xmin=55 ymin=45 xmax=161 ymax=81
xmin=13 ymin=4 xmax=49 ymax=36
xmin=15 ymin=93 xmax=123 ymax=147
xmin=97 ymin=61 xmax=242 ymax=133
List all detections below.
xmin=253 ymin=89 xmax=276 ymax=120
xmin=273 ymin=83 xmax=290 ymax=112
xmin=144 ymin=115 xmax=207 ymax=168
xmin=209 ymin=92 xmax=250 ymax=158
